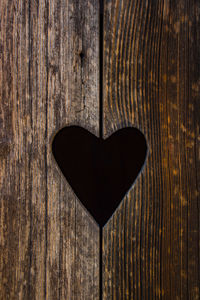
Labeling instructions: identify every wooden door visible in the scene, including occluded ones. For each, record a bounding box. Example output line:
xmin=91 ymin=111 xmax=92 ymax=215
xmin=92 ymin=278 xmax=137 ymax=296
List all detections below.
xmin=0 ymin=1 xmax=199 ymax=299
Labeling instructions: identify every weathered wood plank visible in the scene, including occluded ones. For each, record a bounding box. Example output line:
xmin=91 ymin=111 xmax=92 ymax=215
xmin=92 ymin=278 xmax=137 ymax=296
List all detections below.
xmin=0 ymin=0 xmax=100 ymax=299
xmin=47 ymin=1 xmax=100 ymax=299
xmin=0 ymin=1 xmax=32 ymax=299
xmin=28 ymin=1 xmax=48 ymax=298
xmin=103 ymin=0 xmax=200 ymax=299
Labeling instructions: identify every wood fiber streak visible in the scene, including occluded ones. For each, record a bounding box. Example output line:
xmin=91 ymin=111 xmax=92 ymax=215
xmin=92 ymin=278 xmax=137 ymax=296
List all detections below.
xmin=0 ymin=0 xmax=99 ymax=299
xmin=103 ymin=0 xmax=200 ymax=299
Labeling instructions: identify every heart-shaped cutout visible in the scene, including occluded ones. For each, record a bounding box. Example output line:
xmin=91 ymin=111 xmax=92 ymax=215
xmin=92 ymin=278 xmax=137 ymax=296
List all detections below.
xmin=52 ymin=126 xmax=147 ymax=226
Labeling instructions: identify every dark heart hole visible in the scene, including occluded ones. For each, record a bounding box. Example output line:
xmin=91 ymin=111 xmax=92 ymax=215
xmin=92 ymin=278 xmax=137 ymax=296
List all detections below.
xmin=52 ymin=126 xmax=147 ymax=227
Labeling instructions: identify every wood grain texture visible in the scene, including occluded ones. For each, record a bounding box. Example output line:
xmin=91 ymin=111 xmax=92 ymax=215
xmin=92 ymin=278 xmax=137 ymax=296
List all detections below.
xmin=0 ymin=0 xmax=99 ymax=299
xmin=103 ymin=0 xmax=200 ymax=299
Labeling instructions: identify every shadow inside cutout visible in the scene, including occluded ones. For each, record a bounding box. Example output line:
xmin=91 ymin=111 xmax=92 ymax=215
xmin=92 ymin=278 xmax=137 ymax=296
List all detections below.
xmin=52 ymin=126 xmax=147 ymax=227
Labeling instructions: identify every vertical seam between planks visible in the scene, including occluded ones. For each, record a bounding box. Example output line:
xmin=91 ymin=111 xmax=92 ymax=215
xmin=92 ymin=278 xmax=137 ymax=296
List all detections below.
xmin=45 ymin=0 xmax=49 ymax=298
xmin=74 ymin=198 xmax=77 ymax=300
xmin=100 ymin=0 xmax=104 ymax=139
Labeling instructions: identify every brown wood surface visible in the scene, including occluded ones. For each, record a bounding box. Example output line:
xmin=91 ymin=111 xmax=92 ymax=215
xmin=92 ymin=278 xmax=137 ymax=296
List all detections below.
xmin=103 ymin=0 xmax=200 ymax=299
xmin=1 ymin=0 xmax=200 ymax=299
xmin=0 ymin=0 xmax=99 ymax=299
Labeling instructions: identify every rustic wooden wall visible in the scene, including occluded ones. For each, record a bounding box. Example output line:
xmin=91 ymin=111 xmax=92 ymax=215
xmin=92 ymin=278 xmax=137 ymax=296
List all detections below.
xmin=0 ymin=0 xmax=199 ymax=299
xmin=103 ymin=0 xmax=200 ymax=299
xmin=0 ymin=0 xmax=99 ymax=299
